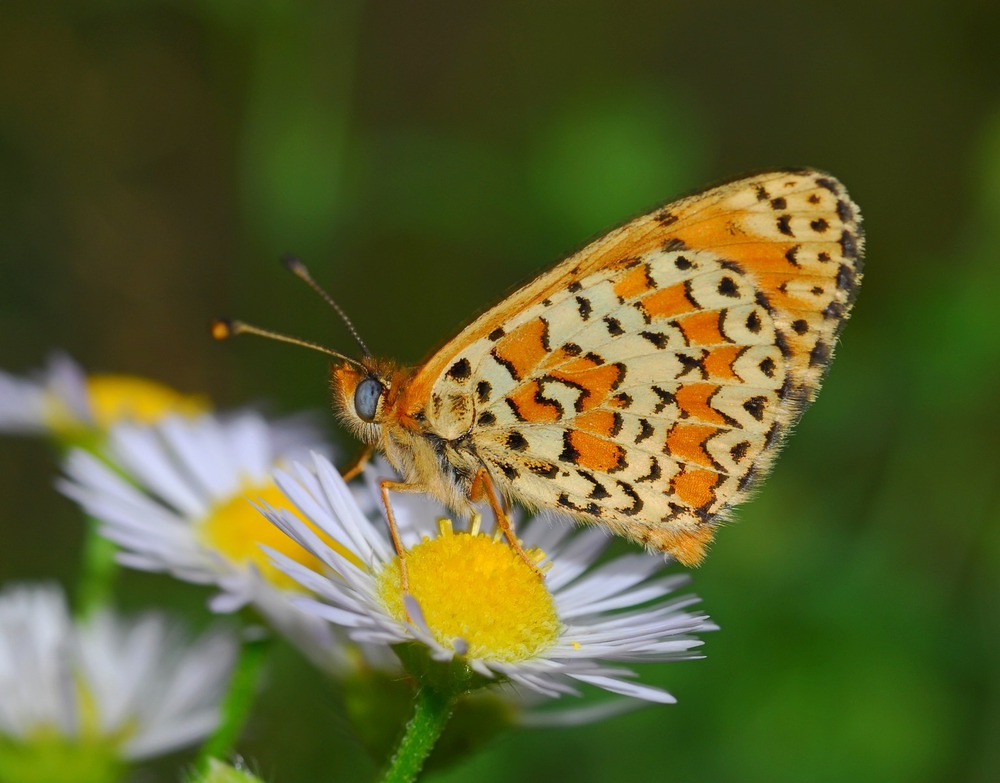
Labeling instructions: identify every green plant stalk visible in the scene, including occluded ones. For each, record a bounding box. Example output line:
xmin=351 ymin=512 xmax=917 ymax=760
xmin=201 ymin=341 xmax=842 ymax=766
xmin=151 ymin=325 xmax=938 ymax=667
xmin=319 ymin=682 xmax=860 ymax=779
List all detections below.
xmin=75 ymin=520 xmax=118 ymax=619
xmin=377 ymin=685 xmax=458 ymax=783
xmin=193 ymin=636 xmax=272 ymax=772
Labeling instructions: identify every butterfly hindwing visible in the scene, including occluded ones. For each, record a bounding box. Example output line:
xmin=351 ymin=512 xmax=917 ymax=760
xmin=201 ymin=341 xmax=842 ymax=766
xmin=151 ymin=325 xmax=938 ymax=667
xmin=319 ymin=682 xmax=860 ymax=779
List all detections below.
xmin=402 ymin=170 xmax=864 ymax=563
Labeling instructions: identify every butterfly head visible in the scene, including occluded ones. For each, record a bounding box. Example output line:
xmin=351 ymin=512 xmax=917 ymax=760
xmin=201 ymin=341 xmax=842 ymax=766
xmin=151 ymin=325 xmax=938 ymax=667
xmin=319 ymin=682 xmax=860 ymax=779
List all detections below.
xmin=330 ymin=356 xmax=409 ymax=444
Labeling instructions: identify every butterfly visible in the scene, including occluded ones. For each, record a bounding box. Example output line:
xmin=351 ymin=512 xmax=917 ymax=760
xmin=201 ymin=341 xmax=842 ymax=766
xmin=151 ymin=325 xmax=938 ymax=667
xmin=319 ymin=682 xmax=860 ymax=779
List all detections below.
xmin=215 ymin=169 xmax=864 ymax=580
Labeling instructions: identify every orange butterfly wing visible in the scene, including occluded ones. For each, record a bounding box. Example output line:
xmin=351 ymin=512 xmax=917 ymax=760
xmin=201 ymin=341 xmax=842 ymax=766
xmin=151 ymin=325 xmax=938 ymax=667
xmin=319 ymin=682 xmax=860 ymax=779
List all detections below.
xmin=399 ymin=170 xmax=864 ymax=564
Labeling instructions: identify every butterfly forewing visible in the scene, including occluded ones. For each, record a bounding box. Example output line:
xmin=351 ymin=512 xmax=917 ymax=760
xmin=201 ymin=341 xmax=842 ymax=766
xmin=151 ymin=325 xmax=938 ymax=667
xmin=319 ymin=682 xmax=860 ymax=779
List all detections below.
xmin=403 ymin=170 xmax=863 ymax=564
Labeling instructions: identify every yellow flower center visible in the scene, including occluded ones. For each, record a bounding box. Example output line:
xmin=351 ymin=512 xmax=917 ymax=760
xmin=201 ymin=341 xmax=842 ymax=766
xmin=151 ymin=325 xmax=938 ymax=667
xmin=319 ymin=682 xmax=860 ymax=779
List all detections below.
xmin=86 ymin=375 xmax=208 ymax=428
xmin=44 ymin=374 xmax=208 ymax=434
xmin=376 ymin=520 xmax=561 ymax=662
xmin=198 ymin=482 xmax=364 ymax=590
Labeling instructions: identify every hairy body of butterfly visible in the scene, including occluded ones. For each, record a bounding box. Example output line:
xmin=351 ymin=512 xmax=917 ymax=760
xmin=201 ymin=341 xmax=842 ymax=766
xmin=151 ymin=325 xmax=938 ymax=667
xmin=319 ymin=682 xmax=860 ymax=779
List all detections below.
xmin=332 ymin=169 xmax=864 ymax=567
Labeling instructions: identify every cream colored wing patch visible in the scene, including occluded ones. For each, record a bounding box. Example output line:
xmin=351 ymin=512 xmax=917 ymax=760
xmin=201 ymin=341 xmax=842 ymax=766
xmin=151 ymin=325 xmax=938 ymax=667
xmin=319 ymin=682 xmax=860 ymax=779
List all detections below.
xmin=411 ymin=170 xmax=863 ymax=564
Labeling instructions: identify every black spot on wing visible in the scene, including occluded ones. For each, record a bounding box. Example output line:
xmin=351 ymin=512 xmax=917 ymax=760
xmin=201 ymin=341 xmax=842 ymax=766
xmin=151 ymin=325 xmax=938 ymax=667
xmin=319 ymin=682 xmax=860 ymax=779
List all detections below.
xmin=677 ymin=352 xmax=706 ymax=379
xmin=528 ymin=461 xmax=559 ymax=479
xmin=636 ymin=457 xmax=661 ymax=483
xmin=743 ymin=396 xmax=768 ymax=422
xmin=809 ymin=340 xmax=831 ymax=368
xmin=446 ymin=358 xmax=471 ymax=382
xmin=775 ymin=330 xmax=793 ymax=358
xmin=652 ymin=386 xmax=676 ymax=414
xmin=640 ymin=331 xmax=670 ymax=349
xmin=815 ymin=177 xmax=840 ymax=193
xmin=717 ymin=276 xmax=739 ymax=298
xmin=506 ymin=431 xmax=529 ymax=451
xmin=823 ymin=301 xmax=845 ymax=320
xmin=578 ymin=469 xmax=611 ymax=500
xmin=839 ymin=230 xmax=859 ymax=260
xmin=498 ymin=463 xmax=519 ymax=480
xmin=730 ymin=440 xmax=750 ymax=462
xmin=836 ymin=199 xmax=854 ymax=224
xmin=616 ymin=481 xmax=644 ymax=516
xmin=836 ymin=263 xmax=859 ymax=300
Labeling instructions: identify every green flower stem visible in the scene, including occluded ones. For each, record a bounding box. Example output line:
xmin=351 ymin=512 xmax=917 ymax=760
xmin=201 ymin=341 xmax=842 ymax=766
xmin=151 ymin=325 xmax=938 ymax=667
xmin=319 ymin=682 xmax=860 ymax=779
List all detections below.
xmin=194 ymin=636 xmax=272 ymax=772
xmin=75 ymin=519 xmax=118 ymax=619
xmin=378 ymin=686 xmax=458 ymax=783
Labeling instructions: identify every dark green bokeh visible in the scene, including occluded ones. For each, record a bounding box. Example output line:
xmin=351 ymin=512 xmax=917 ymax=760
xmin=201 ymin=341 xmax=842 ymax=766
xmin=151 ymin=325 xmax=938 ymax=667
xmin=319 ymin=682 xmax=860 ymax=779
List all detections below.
xmin=2 ymin=2 xmax=999 ymax=781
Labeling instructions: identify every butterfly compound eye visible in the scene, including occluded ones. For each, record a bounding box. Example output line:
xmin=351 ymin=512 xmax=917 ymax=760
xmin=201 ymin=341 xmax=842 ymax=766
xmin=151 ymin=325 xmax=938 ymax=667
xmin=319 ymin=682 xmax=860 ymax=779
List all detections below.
xmin=354 ymin=376 xmax=383 ymax=422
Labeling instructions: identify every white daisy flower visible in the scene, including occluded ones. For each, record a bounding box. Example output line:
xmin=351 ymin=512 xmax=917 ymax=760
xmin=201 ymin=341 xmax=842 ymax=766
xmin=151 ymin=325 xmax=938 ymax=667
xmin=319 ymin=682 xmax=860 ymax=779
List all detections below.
xmin=0 ymin=582 xmax=237 ymax=776
xmin=57 ymin=410 xmax=357 ymax=673
xmin=0 ymin=353 xmax=207 ymax=438
xmin=262 ymin=453 xmax=715 ymax=704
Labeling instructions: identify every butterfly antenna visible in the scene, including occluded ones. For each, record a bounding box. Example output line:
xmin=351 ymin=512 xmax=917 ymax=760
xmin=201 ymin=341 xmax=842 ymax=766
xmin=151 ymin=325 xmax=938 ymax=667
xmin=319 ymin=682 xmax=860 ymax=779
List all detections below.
xmin=280 ymin=254 xmax=372 ymax=357
xmin=210 ymin=318 xmax=367 ymax=371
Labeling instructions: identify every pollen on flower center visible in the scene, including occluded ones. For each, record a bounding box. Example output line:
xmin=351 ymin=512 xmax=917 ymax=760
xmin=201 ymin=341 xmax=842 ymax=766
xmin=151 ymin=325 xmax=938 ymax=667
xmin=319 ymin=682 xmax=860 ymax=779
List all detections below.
xmin=198 ymin=483 xmax=363 ymax=589
xmin=376 ymin=521 xmax=561 ymax=663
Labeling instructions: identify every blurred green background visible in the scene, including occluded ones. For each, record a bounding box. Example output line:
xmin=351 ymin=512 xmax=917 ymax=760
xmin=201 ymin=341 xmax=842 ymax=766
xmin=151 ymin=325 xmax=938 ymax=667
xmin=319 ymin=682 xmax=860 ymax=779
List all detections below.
xmin=2 ymin=1 xmax=999 ymax=782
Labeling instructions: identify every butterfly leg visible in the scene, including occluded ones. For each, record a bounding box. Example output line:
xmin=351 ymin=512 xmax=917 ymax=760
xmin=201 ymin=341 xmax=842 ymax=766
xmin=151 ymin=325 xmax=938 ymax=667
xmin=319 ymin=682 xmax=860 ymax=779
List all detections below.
xmin=470 ymin=468 xmax=544 ymax=579
xmin=378 ymin=479 xmax=414 ymax=594
xmin=341 ymin=444 xmax=375 ymax=482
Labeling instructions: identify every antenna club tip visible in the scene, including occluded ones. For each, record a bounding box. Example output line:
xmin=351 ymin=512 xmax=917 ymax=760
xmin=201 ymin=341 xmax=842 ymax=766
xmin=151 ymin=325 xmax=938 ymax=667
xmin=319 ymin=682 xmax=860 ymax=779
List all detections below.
xmin=210 ymin=318 xmax=236 ymax=340
xmin=280 ymin=253 xmax=305 ymax=274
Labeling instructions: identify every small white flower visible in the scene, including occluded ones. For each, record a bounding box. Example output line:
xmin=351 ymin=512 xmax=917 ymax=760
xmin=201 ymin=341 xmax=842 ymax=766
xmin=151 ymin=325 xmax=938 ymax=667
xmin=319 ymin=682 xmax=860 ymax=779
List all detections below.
xmin=262 ymin=453 xmax=715 ymax=704
xmin=0 ymin=583 xmax=237 ymax=765
xmin=0 ymin=353 xmax=206 ymax=437
xmin=57 ymin=410 xmax=356 ymax=673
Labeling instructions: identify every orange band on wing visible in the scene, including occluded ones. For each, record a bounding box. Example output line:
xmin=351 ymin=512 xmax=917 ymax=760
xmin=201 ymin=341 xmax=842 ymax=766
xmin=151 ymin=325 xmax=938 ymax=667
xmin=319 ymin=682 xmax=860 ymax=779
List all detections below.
xmin=676 ymin=310 xmax=727 ymax=346
xmin=575 ymin=409 xmax=620 ymax=438
xmin=493 ymin=318 xmax=549 ymax=380
xmin=613 ymin=263 xmax=655 ymax=301
xmin=666 ymin=423 xmax=717 ymax=467
xmin=671 ymin=466 xmax=718 ymax=508
xmin=638 ymin=283 xmax=696 ymax=321
xmin=703 ymin=345 xmax=742 ymax=380
xmin=549 ymin=363 xmax=624 ymax=412
xmin=674 ymin=383 xmax=727 ymax=424
xmin=507 ymin=380 xmax=561 ymax=423
xmin=567 ymin=430 xmax=626 ymax=473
